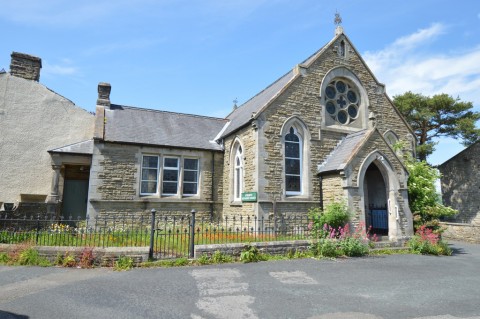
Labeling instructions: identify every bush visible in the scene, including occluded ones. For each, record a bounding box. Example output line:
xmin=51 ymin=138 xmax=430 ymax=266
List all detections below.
xmin=408 ymin=225 xmax=452 ymax=256
xmin=0 ymin=252 xmax=9 ymax=264
xmin=62 ymin=252 xmax=77 ymax=267
xmin=405 ymin=159 xmax=457 ymax=232
xmin=79 ymin=247 xmax=95 ymax=268
xmin=240 ymin=245 xmax=266 ymax=263
xmin=308 ymin=202 xmax=350 ymax=238
xmin=339 ymin=237 xmax=369 ymax=257
xmin=114 ymin=256 xmax=134 ymax=271
xmin=311 ymin=239 xmax=341 ymax=258
xmin=17 ymin=248 xmax=51 ymax=267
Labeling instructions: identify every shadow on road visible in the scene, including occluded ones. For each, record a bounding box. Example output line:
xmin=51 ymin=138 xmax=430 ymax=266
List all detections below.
xmin=0 ymin=311 xmax=29 ymax=319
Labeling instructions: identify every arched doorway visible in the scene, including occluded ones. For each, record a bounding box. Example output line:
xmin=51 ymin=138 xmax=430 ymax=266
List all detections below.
xmin=363 ymin=162 xmax=388 ymax=235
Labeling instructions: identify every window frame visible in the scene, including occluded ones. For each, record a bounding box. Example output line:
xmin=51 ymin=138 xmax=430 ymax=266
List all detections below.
xmin=182 ymin=158 xmax=199 ymax=197
xmin=140 ymin=155 xmax=159 ymax=196
xmin=284 ymin=127 xmax=303 ymax=196
xmin=233 ymin=144 xmax=243 ymax=202
xmin=162 ymin=156 xmax=180 ymax=196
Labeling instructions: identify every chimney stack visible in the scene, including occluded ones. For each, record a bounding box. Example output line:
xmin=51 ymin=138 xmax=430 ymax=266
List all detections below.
xmin=97 ymin=82 xmax=111 ymax=107
xmin=10 ymin=52 xmax=42 ymax=81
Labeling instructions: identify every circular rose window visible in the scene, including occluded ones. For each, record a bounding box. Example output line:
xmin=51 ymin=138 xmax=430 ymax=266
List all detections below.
xmin=324 ymin=79 xmax=360 ymax=125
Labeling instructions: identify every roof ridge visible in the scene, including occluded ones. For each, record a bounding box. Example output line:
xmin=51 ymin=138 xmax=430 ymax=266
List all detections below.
xmin=226 ymin=70 xmax=294 ymax=119
xmin=111 ymin=104 xmax=228 ymax=122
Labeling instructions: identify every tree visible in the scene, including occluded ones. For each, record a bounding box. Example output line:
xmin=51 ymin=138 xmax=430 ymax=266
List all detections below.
xmin=393 ymin=91 xmax=480 ymax=161
xmin=405 ymin=159 xmax=456 ymax=232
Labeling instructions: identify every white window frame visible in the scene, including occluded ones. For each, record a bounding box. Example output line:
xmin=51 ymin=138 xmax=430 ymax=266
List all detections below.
xmin=233 ymin=145 xmax=243 ymax=202
xmin=285 ymin=127 xmax=303 ymax=196
xmin=140 ymin=155 xmax=159 ymax=195
xmin=162 ymin=157 xmax=179 ymax=196
xmin=183 ymin=158 xmax=199 ymax=196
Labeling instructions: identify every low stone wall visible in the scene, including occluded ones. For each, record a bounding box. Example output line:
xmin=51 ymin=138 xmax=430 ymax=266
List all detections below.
xmin=194 ymin=240 xmax=312 ymax=258
xmin=441 ymin=222 xmax=480 ymax=243
xmin=0 ymin=244 xmax=149 ymax=267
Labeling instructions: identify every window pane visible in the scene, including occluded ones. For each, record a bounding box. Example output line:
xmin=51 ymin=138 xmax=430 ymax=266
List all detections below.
xmin=164 ymin=158 xmax=178 ymax=168
xmin=143 ymin=156 xmax=158 ymax=168
xmin=141 ymin=181 xmax=157 ymax=194
xmin=286 ymin=175 xmax=300 ymax=192
xmin=142 ymin=169 xmax=157 ymax=181
xmin=184 ymin=158 xmax=198 ymax=170
xmin=285 ymin=142 xmax=299 ymax=158
xmin=184 ymin=170 xmax=197 ymax=182
xmin=285 ymin=158 xmax=300 ymax=174
xmin=183 ymin=182 xmax=197 ymax=195
xmin=163 ymin=169 xmax=178 ymax=181
xmin=285 ymin=132 xmax=299 ymax=142
xmin=162 ymin=181 xmax=177 ymax=194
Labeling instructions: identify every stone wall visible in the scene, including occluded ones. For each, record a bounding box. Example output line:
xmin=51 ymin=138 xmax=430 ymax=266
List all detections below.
xmin=88 ymin=141 xmax=223 ymax=219
xmin=0 ymin=244 xmax=149 ymax=266
xmin=222 ymin=126 xmax=257 ymax=217
xmin=194 ymin=240 xmax=311 ymax=258
xmin=439 ymin=142 xmax=480 ymax=225
xmin=442 ymin=222 xmax=480 ymax=243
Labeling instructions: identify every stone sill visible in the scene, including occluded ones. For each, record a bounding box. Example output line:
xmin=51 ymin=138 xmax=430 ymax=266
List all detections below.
xmin=90 ymin=199 xmax=220 ymax=204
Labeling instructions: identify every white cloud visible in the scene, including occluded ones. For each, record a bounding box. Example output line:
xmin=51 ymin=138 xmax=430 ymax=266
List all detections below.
xmin=363 ymin=23 xmax=480 ymax=106
xmin=43 ymin=61 xmax=77 ymax=76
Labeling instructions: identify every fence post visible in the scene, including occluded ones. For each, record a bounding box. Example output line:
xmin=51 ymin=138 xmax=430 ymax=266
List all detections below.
xmin=35 ymin=214 xmax=41 ymax=245
xmin=189 ymin=209 xmax=196 ymax=258
xmin=149 ymin=209 xmax=156 ymax=260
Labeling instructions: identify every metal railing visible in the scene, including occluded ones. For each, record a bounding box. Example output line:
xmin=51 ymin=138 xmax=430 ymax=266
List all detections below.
xmin=0 ymin=210 xmax=312 ymax=259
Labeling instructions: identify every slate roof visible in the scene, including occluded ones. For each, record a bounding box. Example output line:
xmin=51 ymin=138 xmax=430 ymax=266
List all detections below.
xmin=104 ymin=105 xmax=227 ymax=151
xmin=317 ymin=130 xmax=370 ymax=174
xmin=48 ymin=140 xmax=94 ymax=155
xmin=221 ymin=36 xmax=337 ymax=138
xmin=222 ymin=70 xmax=296 ymax=137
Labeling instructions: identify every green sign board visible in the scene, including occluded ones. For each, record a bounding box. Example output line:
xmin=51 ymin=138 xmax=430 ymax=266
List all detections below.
xmin=241 ymin=192 xmax=257 ymax=202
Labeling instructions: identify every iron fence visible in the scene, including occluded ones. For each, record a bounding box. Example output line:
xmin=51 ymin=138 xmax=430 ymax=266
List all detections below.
xmin=0 ymin=210 xmax=312 ymax=259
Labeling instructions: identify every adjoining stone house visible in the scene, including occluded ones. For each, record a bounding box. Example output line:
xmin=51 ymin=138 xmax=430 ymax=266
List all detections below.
xmin=439 ymin=141 xmax=480 ymax=242
xmin=0 ymin=52 xmax=95 ymax=218
xmin=88 ymin=25 xmax=415 ymax=241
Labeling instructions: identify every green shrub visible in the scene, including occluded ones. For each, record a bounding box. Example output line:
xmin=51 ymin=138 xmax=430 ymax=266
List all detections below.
xmin=114 ymin=255 xmax=134 ymax=271
xmin=211 ymin=250 xmax=233 ymax=264
xmin=405 ymin=159 xmax=457 ymax=232
xmin=339 ymin=237 xmax=369 ymax=257
xmin=240 ymin=245 xmax=266 ymax=263
xmin=311 ymin=239 xmax=341 ymax=258
xmin=197 ymin=253 xmax=211 ymax=265
xmin=408 ymin=225 xmax=452 ymax=256
xmin=17 ymin=248 xmax=51 ymax=266
xmin=0 ymin=252 xmax=9 ymax=264
xmin=308 ymin=202 xmax=350 ymax=238
xmin=62 ymin=252 xmax=77 ymax=267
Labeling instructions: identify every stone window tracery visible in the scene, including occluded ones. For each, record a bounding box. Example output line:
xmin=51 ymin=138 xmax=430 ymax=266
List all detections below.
xmin=324 ymin=79 xmax=360 ymax=125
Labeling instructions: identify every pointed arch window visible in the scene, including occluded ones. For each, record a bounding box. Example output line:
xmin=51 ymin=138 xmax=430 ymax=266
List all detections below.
xmin=340 ymin=40 xmax=346 ymax=58
xmin=285 ymin=127 xmax=302 ymax=195
xmin=233 ymin=145 xmax=243 ymax=201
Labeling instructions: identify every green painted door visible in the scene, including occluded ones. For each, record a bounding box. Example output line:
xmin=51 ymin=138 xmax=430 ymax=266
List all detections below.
xmin=62 ymin=180 xmax=89 ymax=219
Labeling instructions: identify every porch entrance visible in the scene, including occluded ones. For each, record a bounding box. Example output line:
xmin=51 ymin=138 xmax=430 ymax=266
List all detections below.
xmin=363 ymin=163 xmax=388 ymax=235
xmin=61 ymin=165 xmax=90 ymax=219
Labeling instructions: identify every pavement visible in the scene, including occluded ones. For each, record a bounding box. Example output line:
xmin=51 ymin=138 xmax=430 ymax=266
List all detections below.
xmin=0 ymin=241 xmax=479 ymax=319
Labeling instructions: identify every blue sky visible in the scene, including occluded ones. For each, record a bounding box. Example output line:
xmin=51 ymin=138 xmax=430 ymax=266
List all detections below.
xmin=1 ymin=0 xmax=479 ymax=165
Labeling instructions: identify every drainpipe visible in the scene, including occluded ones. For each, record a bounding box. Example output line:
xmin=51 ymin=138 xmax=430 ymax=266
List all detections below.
xmin=318 ymin=174 xmax=324 ymax=211
xmin=210 ymin=151 xmax=215 ymax=221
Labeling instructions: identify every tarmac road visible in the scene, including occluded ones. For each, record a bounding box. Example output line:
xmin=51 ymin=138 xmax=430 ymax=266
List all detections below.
xmin=0 ymin=241 xmax=479 ymax=319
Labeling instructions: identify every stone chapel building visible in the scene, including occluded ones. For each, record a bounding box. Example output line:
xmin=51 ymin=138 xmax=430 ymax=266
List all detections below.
xmin=81 ymin=25 xmax=415 ymax=241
